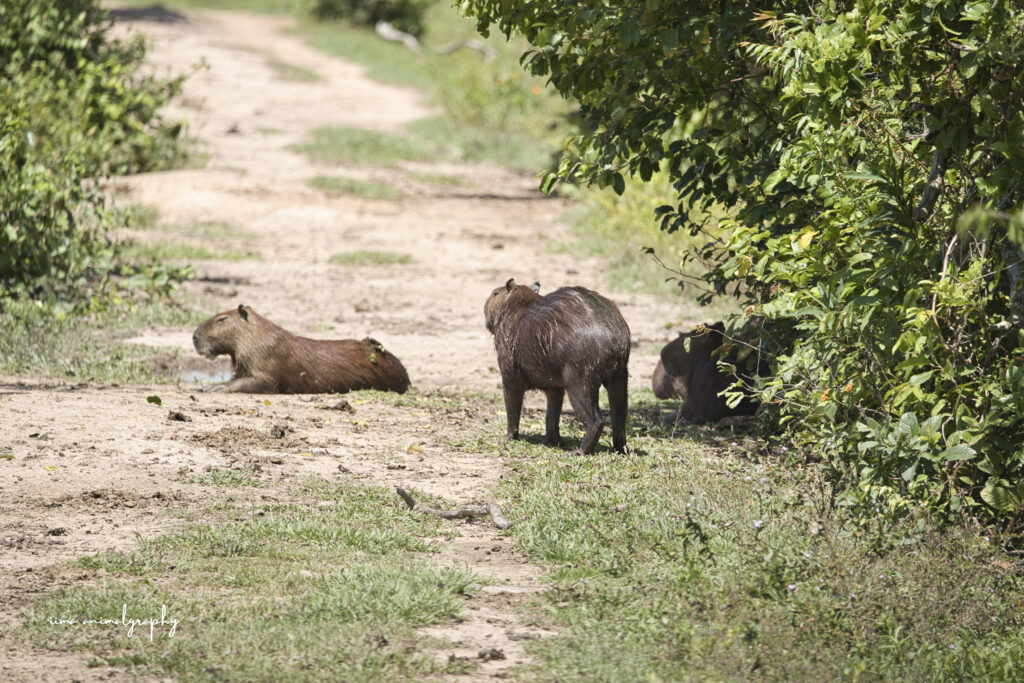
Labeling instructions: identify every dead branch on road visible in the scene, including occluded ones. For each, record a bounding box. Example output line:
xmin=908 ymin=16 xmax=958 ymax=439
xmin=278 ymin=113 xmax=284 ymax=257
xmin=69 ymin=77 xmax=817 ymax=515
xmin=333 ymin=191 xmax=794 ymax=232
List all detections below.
xmin=396 ymin=487 xmax=512 ymax=529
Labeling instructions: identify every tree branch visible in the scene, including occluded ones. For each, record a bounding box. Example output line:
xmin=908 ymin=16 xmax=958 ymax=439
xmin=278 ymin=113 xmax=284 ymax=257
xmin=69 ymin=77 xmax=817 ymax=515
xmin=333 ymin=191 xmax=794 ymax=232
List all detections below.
xmin=396 ymin=487 xmax=512 ymax=529
xmin=913 ymin=149 xmax=947 ymax=222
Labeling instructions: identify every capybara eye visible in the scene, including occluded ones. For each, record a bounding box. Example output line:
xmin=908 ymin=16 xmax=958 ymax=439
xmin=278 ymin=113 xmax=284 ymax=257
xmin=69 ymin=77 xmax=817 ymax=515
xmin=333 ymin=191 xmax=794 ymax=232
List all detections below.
xmin=216 ymin=316 xmax=227 ymax=323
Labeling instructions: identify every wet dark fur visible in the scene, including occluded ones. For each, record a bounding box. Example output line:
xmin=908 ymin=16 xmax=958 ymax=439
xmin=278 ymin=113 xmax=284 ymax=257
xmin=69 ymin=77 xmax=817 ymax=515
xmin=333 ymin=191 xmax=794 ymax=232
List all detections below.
xmin=193 ymin=304 xmax=410 ymax=394
xmin=485 ymin=279 xmax=630 ymax=454
xmin=657 ymin=321 xmax=759 ymax=422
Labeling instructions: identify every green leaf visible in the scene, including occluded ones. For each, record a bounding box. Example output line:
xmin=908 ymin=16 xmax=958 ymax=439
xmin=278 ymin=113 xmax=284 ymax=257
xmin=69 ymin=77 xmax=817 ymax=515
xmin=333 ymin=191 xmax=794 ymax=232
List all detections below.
xmin=942 ymin=444 xmax=977 ymax=461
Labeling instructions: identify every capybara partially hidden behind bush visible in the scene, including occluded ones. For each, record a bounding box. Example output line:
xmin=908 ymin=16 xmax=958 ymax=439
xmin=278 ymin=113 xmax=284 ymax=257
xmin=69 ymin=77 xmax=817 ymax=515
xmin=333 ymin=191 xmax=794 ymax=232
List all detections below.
xmin=192 ymin=304 xmax=410 ymax=394
xmin=657 ymin=321 xmax=759 ymax=422
xmin=485 ymin=279 xmax=630 ymax=454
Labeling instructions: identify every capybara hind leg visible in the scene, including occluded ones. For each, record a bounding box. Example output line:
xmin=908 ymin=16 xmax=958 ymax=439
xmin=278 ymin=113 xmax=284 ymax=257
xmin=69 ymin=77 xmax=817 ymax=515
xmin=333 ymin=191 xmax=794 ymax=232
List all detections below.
xmin=543 ymin=388 xmax=565 ymax=447
xmin=502 ymin=385 xmax=525 ymax=440
xmin=203 ymin=375 xmax=276 ymax=393
xmin=567 ymin=380 xmax=603 ymax=454
xmin=605 ymin=372 xmax=628 ymax=453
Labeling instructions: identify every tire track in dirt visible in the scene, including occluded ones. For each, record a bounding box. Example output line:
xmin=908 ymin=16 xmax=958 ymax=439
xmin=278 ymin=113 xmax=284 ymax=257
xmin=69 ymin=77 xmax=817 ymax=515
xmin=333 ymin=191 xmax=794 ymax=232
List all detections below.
xmin=0 ymin=6 xmax=696 ymax=680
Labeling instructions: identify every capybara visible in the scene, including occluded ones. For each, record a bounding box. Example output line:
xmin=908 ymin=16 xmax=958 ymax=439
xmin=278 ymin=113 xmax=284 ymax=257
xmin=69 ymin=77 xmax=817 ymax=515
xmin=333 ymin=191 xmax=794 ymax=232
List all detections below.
xmin=192 ymin=304 xmax=410 ymax=394
xmin=485 ymin=279 xmax=630 ymax=454
xmin=651 ymin=358 xmax=688 ymax=400
xmin=657 ymin=321 xmax=759 ymax=422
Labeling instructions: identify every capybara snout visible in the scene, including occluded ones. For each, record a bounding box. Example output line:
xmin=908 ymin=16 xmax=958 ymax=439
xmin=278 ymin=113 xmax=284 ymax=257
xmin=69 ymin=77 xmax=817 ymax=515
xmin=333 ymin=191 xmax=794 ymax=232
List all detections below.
xmin=192 ymin=304 xmax=410 ymax=394
xmin=485 ymin=279 xmax=630 ymax=454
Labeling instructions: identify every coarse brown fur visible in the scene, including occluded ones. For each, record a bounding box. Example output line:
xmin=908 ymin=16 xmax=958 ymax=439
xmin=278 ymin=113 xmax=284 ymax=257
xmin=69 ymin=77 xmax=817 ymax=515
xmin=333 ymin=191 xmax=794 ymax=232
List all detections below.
xmin=192 ymin=304 xmax=410 ymax=394
xmin=657 ymin=321 xmax=759 ymax=422
xmin=485 ymin=279 xmax=630 ymax=454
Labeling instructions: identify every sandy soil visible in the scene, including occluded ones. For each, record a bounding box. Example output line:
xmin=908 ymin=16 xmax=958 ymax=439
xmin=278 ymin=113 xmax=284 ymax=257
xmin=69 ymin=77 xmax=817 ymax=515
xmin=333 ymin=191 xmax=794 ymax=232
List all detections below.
xmin=0 ymin=6 xmax=696 ymax=680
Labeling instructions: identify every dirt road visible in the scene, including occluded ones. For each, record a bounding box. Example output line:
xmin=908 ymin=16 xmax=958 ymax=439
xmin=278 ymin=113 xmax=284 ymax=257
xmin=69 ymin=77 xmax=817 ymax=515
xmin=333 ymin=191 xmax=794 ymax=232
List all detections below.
xmin=0 ymin=7 xmax=692 ymax=680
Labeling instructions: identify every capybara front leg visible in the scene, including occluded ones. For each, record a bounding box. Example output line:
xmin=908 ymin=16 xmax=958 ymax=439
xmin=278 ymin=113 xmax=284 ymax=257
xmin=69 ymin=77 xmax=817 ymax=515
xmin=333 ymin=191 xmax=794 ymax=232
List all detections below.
xmin=203 ymin=375 xmax=276 ymax=393
xmin=567 ymin=380 xmax=603 ymax=454
xmin=605 ymin=371 xmax=629 ymax=453
xmin=502 ymin=384 xmax=525 ymax=441
xmin=543 ymin=388 xmax=565 ymax=447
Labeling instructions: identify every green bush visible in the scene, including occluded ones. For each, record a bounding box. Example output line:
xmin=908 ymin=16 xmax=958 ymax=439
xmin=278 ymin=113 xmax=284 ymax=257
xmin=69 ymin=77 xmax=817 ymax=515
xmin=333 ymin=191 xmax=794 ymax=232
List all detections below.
xmin=311 ymin=0 xmax=431 ymax=38
xmin=0 ymin=0 xmax=187 ymax=309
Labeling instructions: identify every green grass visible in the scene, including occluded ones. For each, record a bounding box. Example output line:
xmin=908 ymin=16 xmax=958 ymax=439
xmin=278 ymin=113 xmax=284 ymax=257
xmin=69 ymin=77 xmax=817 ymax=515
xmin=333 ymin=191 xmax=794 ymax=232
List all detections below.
xmin=298 ymin=4 xmax=572 ymax=172
xmin=405 ymin=169 xmax=470 ymax=188
xmin=17 ymin=386 xmax=1024 ymax=679
xmin=0 ymin=299 xmax=202 ymax=383
xmin=119 ymin=240 xmax=256 ymax=263
xmin=24 ymin=479 xmax=478 ymax=680
xmin=174 ymin=220 xmax=254 ymax=240
xmin=479 ymin=389 xmax=1024 ymax=681
xmin=291 ymin=126 xmax=437 ymax=166
xmin=328 ymin=250 xmax=412 ymax=266
xmin=308 ymin=174 xmax=400 ymax=199
xmin=185 ymin=469 xmax=263 ymax=488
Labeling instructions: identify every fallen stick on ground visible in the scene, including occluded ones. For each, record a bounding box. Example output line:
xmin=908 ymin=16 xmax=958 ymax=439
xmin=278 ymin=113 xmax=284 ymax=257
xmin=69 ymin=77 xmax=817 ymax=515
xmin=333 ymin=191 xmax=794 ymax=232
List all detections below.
xmin=396 ymin=487 xmax=512 ymax=530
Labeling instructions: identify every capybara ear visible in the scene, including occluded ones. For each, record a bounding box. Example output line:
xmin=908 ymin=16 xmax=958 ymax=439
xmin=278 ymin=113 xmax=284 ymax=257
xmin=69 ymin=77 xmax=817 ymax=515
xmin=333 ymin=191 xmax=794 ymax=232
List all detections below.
xmin=505 ymin=278 xmax=516 ymax=291
xmin=238 ymin=304 xmax=249 ymax=321
xmin=530 ymin=281 xmax=540 ymax=293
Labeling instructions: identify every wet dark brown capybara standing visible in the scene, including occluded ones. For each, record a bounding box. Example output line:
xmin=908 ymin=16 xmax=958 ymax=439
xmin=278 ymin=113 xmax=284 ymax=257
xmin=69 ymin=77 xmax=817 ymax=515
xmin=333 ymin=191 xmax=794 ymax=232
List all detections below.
xmin=657 ymin=321 xmax=759 ymax=422
xmin=485 ymin=279 xmax=631 ymax=454
xmin=192 ymin=304 xmax=410 ymax=394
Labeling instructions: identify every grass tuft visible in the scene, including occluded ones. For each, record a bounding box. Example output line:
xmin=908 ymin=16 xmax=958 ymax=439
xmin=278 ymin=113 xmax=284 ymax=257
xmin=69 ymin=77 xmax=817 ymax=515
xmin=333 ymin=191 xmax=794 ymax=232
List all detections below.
xmin=308 ymin=175 xmax=400 ymax=199
xmin=328 ymin=250 xmax=412 ymax=266
xmin=291 ymin=126 xmax=436 ymax=166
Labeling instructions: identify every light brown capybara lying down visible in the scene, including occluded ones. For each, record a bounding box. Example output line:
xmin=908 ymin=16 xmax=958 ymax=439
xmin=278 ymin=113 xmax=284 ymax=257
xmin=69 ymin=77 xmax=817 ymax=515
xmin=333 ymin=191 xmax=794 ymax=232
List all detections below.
xmin=192 ymin=304 xmax=409 ymax=394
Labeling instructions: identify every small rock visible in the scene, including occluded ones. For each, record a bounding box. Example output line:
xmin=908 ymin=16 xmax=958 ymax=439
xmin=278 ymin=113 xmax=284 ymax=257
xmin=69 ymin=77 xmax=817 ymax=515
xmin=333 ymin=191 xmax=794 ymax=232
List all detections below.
xmin=478 ymin=648 xmax=506 ymax=662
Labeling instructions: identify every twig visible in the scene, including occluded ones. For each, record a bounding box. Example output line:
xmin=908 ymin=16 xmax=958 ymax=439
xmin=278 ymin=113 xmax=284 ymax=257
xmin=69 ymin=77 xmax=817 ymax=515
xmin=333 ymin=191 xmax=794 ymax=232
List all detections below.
xmin=395 ymin=487 xmax=512 ymax=529
xmin=913 ymin=149 xmax=948 ymax=222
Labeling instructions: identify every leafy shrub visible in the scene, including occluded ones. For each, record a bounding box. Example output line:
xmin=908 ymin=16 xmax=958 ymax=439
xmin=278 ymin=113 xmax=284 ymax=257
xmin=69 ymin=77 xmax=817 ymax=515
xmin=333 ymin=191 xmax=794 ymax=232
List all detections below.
xmin=0 ymin=0 xmax=188 ymax=309
xmin=311 ymin=0 xmax=431 ymax=38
